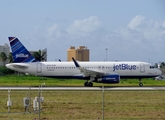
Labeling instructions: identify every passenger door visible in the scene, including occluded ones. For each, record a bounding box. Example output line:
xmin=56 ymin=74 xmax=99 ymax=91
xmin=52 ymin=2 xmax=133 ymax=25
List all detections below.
xmin=36 ymin=63 xmax=42 ymax=74
xmin=140 ymin=63 xmax=145 ymax=73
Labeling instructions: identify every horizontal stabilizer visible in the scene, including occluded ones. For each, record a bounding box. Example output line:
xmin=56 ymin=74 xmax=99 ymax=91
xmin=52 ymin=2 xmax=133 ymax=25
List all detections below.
xmin=6 ymin=63 xmax=28 ymax=70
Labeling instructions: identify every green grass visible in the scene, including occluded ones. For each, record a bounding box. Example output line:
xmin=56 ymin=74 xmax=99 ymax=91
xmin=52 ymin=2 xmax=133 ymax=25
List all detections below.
xmin=0 ymin=74 xmax=165 ymax=86
xmin=0 ymin=75 xmax=165 ymax=119
xmin=0 ymin=91 xmax=165 ymax=120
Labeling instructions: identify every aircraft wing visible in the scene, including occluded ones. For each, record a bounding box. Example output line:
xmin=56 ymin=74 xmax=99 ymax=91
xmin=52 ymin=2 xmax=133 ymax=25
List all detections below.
xmin=72 ymin=57 xmax=115 ymax=77
xmin=83 ymin=68 xmax=105 ymax=77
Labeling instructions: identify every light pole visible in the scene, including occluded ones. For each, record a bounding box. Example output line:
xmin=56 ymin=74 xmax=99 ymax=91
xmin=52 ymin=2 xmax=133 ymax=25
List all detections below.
xmin=7 ymin=89 xmax=11 ymax=113
xmin=38 ymin=87 xmax=41 ymax=120
xmin=102 ymin=86 xmax=104 ymax=120
xmin=41 ymin=83 xmax=45 ymax=98
xmin=105 ymin=48 xmax=108 ymax=61
xmin=40 ymin=83 xmax=45 ymax=110
xmin=38 ymin=83 xmax=45 ymax=120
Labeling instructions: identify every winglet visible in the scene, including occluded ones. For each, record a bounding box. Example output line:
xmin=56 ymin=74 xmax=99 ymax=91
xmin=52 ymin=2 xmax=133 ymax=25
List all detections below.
xmin=8 ymin=37 xmax=37 ymax=63
xmin=72 ymin=57 xmax=80 ymax=67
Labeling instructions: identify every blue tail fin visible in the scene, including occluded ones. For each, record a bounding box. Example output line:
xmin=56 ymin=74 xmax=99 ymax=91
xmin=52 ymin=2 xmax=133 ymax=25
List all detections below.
xmin=8 ymin=37 xmax=37 ymax=63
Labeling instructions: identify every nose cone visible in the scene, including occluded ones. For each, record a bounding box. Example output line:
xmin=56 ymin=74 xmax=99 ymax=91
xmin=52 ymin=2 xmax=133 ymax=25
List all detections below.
xmin=157 ymin=69 xmax=162 ymax=75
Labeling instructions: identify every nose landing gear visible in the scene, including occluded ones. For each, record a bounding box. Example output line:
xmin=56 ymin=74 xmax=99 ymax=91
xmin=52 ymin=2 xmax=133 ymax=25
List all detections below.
xmin=139 ymin=78 xmax=143 ymax=87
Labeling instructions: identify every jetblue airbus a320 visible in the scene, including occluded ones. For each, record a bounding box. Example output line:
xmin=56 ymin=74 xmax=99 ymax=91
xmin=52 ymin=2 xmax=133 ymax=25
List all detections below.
xmin=6 ymin=37 xmax=162 ymax=87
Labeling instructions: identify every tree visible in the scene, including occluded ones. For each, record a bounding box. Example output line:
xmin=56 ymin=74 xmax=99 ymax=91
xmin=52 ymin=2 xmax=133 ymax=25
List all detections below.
xmin=0 ymin=52 xmax=8 ymax=66
xmin=160 ymin=62 xmax=165 ymax=68
xmin=154 ymin=63 xmax=158 ymax=68
xmin=33 ymin=50 xmax=46 ymax=62
xmin=8 ymin=52 xmax=14 ymax=63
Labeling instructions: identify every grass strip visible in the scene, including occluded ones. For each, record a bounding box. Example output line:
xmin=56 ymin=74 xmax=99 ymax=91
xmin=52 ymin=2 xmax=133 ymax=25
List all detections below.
xmin=0 ymin=90 xmax=165 ymax=120
xmin=0 ymin=75 xmax=165 ymax=87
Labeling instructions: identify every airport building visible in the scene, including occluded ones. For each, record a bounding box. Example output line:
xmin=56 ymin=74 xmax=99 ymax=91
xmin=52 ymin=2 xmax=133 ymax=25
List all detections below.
xmin=0 ymin=43 xmax=10 ymax=66
xmin=67 ymin=46 xmax=89 ymax=61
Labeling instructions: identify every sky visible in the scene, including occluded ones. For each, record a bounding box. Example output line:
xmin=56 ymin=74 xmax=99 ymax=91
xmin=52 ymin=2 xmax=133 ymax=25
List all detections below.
xmin=0 ymin=0 xmax=165 ymax=64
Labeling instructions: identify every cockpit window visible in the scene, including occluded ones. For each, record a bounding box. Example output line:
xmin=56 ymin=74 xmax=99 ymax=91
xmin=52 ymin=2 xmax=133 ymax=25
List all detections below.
xmin=150 ymin=66 xmax=155 ymax=69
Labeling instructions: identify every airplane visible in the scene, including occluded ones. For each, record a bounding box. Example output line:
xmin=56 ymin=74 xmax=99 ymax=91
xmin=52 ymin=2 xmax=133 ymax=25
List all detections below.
xmin=6 ymin=37 xmax=162 ymax=87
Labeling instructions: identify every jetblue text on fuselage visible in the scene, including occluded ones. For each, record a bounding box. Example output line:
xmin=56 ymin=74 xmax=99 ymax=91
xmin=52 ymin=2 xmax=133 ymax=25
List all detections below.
xmin=16 ymin=54 xmax=29 ymax=58
xmin=113 ymin=64 xmax=136 ymax=71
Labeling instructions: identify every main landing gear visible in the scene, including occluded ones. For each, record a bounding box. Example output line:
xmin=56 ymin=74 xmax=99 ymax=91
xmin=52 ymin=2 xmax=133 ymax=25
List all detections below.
xmin=139 ymin=78 xmax=143 ymax=87
xmin=84 ymin=81 xmax=93 ymax=87
xmin=84 ymin=77 xmax=94 ymax=87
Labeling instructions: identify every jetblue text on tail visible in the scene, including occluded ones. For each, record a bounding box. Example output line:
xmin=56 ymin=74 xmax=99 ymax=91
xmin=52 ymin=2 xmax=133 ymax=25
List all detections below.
xmin=8 ymin=37 xmax=37 ymax=63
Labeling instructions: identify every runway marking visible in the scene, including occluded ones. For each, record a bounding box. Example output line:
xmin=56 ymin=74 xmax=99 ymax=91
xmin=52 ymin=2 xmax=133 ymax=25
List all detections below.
xmin=0 ymin=87 xmax=165 ymax=91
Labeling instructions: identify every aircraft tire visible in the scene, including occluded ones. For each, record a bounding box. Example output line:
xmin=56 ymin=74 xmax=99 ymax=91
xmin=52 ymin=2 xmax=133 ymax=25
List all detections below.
xmin=88 ymin=82 xmax=93 ymax=87
xmin=84 ymin=82 xmax=89 ymax=87
xmin=139 ymin=83 xmax=143 ymax=87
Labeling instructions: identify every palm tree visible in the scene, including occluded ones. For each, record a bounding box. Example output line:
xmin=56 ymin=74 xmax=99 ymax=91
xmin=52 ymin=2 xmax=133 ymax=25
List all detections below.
xmin=8 ymin=52 xmax=14 ymax=63
xmin=154 ymin=63 xmax=158 ymax=68
xmin=0 ymin=52 xmax=8 ymax=66
xmin=160 ymin=62 xmax=165 ymax=68
xmin=33 ymin=50 xmax=46 ymax=62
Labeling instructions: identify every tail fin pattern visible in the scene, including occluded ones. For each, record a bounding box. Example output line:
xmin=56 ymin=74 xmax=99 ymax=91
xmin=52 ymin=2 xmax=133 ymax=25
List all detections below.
xmin=8 ymin=37 xmax=37 ymax=63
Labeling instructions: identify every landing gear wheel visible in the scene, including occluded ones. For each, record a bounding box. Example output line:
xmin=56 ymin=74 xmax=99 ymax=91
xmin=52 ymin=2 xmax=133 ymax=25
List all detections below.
xmin=139 ymin=78 xmax=143 ymax=87
xmin=84 ymin=82 xmax=89 ymax=87
xmin=88 ymin=82 xmax=93 ymax=87
xmin=139 ymin=83 xmax=143 ymax=87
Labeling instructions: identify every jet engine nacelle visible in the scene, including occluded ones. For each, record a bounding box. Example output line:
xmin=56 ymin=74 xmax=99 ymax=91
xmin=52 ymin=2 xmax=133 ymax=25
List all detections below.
xmin=97 ymin=74 xmax=120 ymax=84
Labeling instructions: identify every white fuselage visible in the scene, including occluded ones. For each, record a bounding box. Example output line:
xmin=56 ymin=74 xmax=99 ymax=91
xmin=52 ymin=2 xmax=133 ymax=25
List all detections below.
xmin=6 ymin=61 xmax=162 ymax=79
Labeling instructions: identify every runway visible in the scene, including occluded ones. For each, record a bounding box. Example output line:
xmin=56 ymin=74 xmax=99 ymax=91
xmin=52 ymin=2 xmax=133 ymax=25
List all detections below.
xmin=0 ymin=86 xmax=165 ymax=91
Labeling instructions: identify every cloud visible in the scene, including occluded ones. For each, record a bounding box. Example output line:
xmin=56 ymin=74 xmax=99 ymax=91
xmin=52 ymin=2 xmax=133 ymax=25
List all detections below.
xmin=46 ymin=23 xmax=66 ymax=38
xmin=47 ymin=23 xmax=59 ymax=37
xmin=162 ymin=20 xmax=165 ymax=28
xmin=127 ymin=15 xmax=145 ymax=30
xmin=67 ymin=16 xmax=103 ymax=36
xmin=111 ymin=16 xmax=165 ymax=58
xmin=31 ymin=15 xmax=165 ymax=62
